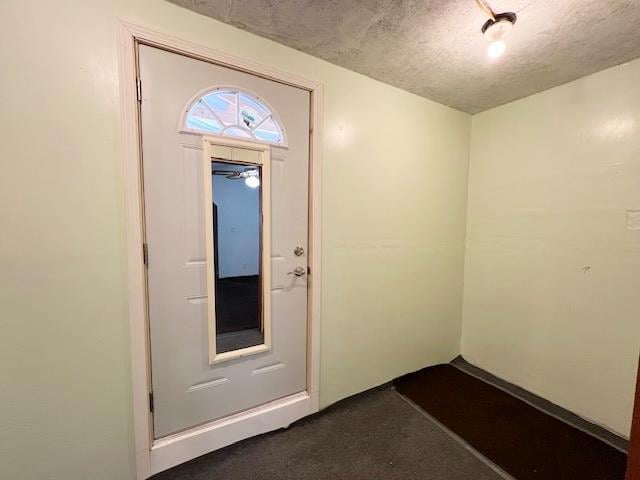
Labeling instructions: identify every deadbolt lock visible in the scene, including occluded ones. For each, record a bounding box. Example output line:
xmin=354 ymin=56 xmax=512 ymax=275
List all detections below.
xmin=294 ymin=246 xmax=305 ymax=256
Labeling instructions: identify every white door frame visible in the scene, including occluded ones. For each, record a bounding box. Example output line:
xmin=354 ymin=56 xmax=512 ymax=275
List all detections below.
xmin=116 ymin=21 xmax=323 ymax=480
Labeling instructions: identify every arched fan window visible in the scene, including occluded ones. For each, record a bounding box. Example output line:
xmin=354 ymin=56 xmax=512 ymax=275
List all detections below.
xmin=183 ymin=88 xmax=286 ymax=145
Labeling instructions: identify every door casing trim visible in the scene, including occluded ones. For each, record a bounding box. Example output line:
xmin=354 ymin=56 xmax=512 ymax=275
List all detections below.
xmin=117 ymin=21 xmax=323 ymax=479
xmin=202 ymin=137 xmax=273 ymax=365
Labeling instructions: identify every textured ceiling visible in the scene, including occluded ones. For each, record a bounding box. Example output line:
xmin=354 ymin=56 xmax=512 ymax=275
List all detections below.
xmin=169 ymin=0 xmax=640 ymax=113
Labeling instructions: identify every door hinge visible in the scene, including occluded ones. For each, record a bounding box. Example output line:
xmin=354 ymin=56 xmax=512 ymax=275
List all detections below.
xmin=149 ymin=392 xmax=154 ymax=413
xmin=142 ymin=243 xmax=149 ymax=266
xmin=136 ymin=77 xmax=142 ymax=103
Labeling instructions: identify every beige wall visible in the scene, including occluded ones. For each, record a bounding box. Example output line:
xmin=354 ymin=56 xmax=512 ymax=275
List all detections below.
xmin=462 ymin=59 xmax=640 ymax=436
xmin=0 ymin=1 xmax=470 ymax=479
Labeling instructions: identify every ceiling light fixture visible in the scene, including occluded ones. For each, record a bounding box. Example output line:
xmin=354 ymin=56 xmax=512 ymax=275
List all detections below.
xmin=244 ymin=175 xmax=260 ymax=189
xmin=487 ymin=39 xmax=506 ymax=58
xmin=474 ymin=0 xmax=517 ymax=59
xmin=212 ymin=166 xmax=261 ymax=188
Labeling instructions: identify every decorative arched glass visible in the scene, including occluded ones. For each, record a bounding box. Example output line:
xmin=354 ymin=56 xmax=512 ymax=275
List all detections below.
xmin=183 ymin=88 xmax=286 ymax=145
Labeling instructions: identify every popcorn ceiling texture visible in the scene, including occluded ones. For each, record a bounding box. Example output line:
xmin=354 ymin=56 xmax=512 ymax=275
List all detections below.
xmin=169 ymin=0 xmax=640 ymax=113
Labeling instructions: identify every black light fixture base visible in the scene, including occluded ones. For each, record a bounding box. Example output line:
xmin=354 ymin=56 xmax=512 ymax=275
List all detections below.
xmin=481 ymin=12 xmax=517 ymax=34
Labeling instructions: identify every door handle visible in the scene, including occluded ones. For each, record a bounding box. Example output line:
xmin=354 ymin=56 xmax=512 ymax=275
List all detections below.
xmin=287 ymin=266 xmax=306 ymax=277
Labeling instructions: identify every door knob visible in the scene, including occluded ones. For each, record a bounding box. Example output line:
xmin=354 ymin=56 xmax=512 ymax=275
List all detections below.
xmin=287 ymin=266 xmax=306 ymax=277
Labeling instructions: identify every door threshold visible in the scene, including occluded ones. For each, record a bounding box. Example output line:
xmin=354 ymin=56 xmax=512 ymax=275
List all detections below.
xmin=146 ymin=390 xmax=315 ymax=477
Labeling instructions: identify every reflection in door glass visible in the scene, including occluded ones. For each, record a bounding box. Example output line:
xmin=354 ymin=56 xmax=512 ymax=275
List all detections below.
xmin=211 ymin=161 xmax=263 ymax=353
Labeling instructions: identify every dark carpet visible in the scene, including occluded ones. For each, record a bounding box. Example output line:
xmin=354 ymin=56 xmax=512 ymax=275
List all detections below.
xmin=215 ymin=275 xmax=260 ymax=334
xmin=395 ymin=364 xmax=627 ymax=480
xmin=216 ymin=328 xmax=263 ymax=353
xmin=151 ymin=388 xmax=503 ymax=480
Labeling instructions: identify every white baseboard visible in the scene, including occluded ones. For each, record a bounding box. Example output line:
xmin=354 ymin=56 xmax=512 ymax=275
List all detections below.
xmin=147 ymin=391 xmax=315 ymax=477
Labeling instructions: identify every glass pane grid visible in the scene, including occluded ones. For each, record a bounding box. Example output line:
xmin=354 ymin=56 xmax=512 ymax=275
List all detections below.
xmin=185 ymin=89 xmax=284 ymax=144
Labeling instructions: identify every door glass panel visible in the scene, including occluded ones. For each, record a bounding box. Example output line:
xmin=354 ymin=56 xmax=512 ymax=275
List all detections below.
xmin=211 ymin=161 xmax=263 ymax=354
xmin=238 ymin=93 xmax=269 ymax=129
xmin=186 ymin=99 xmax=224 ymax=133
xmin=184 ymin=89 xmax=286 ymax=145
xmin=224 ymin=126 xmax=252 ymax=138
xmin=211 ymin=92 xmax=236 ymax=125
xmin=254 ymin=117 xmax=281 ymax=143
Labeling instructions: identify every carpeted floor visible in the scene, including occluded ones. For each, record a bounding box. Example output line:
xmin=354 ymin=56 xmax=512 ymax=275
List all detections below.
xmin=395 ymin=364 xmax=627 ymax=480
xmin=151 ymin=363 xmax=629 ymax=480
xmin=215 ymin=276 xmax=260 ymax=334
xmin=216 ymin=328 xmax=263 ymax=353
xmin=151 ymin=387 xmax=504 ymax=480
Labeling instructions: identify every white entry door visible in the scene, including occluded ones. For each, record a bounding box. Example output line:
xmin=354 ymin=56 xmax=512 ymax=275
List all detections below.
xmin=139 ymin=45 xmax=310 ymax=438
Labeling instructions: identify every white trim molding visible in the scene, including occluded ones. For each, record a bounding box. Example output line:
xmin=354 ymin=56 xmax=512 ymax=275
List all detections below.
xmin=151 ymin=392 xmax=312 ymax=474
xmin=202 ymin=136 xmax=273 ymax=365
xmin=117 ymin=21 xmax=323 ymax=479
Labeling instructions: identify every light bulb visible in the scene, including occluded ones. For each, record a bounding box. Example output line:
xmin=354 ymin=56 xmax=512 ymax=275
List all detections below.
xmin=244 ymin=175 xmax=260 ymax=189
xmin=488 ymin=40 xmax=506 ymax=58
